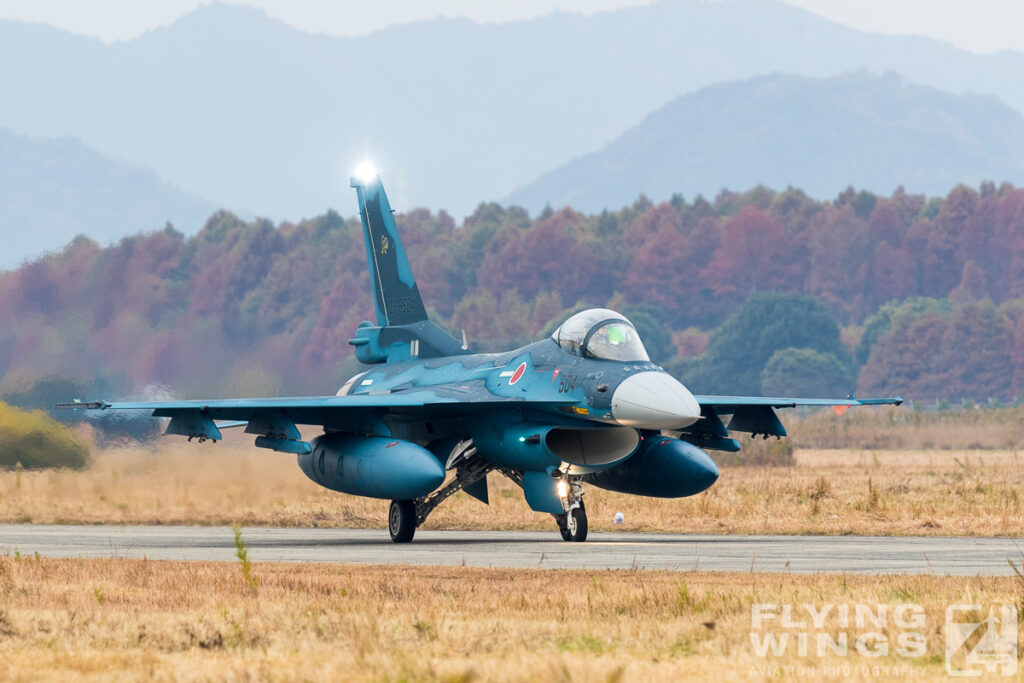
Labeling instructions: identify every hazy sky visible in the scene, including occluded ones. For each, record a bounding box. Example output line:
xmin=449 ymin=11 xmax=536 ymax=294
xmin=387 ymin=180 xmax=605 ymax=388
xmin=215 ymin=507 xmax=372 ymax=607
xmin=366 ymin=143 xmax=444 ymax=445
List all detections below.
xmin=1 ymin=0 xmax=1022 ymax=54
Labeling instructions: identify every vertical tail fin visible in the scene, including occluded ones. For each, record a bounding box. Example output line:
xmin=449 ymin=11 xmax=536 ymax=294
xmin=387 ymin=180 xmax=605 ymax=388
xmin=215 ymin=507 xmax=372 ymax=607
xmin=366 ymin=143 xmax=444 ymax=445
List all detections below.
xmin=351 ymin=173 xmax=428 ymax=326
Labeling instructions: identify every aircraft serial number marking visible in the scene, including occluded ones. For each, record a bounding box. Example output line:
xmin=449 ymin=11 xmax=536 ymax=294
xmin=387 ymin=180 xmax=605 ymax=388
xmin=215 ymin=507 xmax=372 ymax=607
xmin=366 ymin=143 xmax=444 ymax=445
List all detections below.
xmin=558 ymin=374 xmax=578 ymax=393
xmin=386 ymin=296 xmax=417 ymax=314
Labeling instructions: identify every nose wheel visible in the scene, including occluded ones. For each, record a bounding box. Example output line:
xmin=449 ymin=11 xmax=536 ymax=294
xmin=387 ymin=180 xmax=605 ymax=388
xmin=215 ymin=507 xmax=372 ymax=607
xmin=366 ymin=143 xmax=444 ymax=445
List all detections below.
xmin=555 ymin=499 xmax=588 ymax=542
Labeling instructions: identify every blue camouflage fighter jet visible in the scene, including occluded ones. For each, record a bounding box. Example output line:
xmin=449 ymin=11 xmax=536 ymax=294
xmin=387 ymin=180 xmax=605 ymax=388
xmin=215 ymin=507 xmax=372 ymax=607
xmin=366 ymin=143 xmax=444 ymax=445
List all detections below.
xmin=61 ymin=170 xmax=902 ymax=543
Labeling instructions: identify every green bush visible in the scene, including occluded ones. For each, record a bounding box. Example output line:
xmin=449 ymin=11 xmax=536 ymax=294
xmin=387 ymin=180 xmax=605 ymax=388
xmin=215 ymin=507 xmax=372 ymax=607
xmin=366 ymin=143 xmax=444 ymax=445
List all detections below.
xmin=760 ymin=347 xmax=854 ymax=398
xmin=0 ymin=401 xmax=91 ymax=470
xmin=685 ymin=292 xmax=850 ymax=395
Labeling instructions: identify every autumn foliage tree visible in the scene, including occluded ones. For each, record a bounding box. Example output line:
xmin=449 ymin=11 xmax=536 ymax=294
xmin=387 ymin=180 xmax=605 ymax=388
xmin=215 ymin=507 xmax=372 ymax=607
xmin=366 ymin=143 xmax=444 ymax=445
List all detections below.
xmin=2 ymin=181 xmax=1024 ymax=403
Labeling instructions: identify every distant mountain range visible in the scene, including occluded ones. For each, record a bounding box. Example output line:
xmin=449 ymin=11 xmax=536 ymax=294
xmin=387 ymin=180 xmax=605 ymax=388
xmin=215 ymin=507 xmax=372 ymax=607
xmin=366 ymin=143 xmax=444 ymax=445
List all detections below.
xmin=0 ymin=128 xmax=215 ymax=270
xmin=506 ymin=73 xmax=1024 ymax=213
xmin=2 ymin=0 xmax=1024 ymax=228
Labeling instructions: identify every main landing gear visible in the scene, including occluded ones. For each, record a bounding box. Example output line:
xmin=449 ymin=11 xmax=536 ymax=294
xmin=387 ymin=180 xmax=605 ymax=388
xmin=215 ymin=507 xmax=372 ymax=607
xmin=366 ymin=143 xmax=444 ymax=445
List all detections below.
xmin=388 ymin=499 xmax=416 ymax=543
xmin=386 ymin=438 xmax=592 ymax=544
xmin=388 ymin=438 xmax=495 ymax=543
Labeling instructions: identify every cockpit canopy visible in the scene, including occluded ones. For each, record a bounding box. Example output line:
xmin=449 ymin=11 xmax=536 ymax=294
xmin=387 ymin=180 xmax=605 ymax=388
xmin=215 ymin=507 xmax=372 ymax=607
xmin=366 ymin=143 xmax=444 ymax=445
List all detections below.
xmin=551 ymin=308 xmax=650 ymax=362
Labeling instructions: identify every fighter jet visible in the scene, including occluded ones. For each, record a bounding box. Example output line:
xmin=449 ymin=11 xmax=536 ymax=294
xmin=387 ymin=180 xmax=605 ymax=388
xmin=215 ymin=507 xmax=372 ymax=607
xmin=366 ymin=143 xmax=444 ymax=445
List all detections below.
xmin=61 ymin=171 xmax=902 ymax=543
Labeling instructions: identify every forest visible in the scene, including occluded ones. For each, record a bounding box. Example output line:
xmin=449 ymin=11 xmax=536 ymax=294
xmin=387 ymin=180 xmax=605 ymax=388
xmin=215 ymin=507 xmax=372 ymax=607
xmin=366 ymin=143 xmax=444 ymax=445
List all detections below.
xmin=2 ymin=181 xmax=1023 ymax=408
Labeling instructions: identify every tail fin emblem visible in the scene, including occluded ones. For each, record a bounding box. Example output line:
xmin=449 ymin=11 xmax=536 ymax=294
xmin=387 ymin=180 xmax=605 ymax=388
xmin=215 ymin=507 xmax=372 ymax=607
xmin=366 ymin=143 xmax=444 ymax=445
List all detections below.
xmin=380 ymin=235 xmax=390 ymax=255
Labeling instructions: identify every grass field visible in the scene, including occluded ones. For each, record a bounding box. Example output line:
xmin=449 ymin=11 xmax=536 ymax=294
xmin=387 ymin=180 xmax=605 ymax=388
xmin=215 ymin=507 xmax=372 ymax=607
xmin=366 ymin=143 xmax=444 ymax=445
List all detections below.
xmin=0 ymin=556 xmax=1020 ymax=681
xmin=1 ymin=428 xmax=1022 ymax=536
xmin=789 ymin=405 xmax=1024 ymax=451
xmin=2 ymin=411 xmax=1022 ymax=681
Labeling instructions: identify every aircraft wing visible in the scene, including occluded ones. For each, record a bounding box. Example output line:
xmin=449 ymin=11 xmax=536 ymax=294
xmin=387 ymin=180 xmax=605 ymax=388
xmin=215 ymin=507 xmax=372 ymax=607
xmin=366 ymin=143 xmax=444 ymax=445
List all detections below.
xmin=61 ymin=394 xmax=433 ymax=415
xmin=58 ymin=388 xmax=573 ymax=422
xmin=676 ymin=395 xmax=903 ymax=448
xmin=694 ymin=395 xmax=903 ymax=411
xmin=57 ymin=386 xmax=575 ymax=452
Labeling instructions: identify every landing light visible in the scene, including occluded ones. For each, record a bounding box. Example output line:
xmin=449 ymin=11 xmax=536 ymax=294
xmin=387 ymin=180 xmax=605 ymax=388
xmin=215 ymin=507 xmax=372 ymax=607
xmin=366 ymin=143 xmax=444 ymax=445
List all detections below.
xmin=353 ymin=161 xmax=378 ymax=184
xmin=556 ymin=480 xmax=568 ymax=499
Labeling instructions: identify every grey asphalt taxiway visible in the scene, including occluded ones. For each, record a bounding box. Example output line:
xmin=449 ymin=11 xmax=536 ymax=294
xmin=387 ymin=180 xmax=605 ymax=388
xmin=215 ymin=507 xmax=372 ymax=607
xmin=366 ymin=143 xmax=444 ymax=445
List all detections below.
xmin=1 ymin=525 xmax=1021 ymax=574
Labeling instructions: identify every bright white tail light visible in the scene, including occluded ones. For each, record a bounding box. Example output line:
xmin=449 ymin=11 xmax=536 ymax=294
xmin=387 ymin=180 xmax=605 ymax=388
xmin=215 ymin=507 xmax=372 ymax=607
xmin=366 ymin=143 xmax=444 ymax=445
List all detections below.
xmin=353 ymin=160 xmax=377 ymax=184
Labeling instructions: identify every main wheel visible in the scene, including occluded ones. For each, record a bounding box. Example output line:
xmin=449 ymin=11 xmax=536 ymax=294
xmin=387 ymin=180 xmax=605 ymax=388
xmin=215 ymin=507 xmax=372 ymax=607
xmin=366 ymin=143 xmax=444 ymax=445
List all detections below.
xmin=564 ymin=500 xmax=588 ymax=542
xmin=388 ymin=499 xmax=416 ymax=543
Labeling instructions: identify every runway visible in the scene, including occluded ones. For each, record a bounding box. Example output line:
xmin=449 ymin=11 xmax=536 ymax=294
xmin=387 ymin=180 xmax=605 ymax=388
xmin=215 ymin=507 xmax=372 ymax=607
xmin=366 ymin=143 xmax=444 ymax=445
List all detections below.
xmin=1 ymin=525 xmax=1021 ymax=575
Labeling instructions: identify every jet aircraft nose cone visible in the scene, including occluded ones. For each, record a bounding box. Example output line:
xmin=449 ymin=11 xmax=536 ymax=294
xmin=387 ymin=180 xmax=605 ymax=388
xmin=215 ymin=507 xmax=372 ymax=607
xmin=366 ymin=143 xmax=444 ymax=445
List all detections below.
xmin=611 ymin=371 xmax=701 ymax=430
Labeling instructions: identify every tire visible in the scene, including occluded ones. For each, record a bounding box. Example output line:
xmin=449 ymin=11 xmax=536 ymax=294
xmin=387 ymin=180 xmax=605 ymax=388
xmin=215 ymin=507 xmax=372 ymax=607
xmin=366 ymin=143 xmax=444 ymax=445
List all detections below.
xmin=388 ymin=499 xmax=416 ymax=543
xmin=566 ymin=500 xmax=588 ymax=542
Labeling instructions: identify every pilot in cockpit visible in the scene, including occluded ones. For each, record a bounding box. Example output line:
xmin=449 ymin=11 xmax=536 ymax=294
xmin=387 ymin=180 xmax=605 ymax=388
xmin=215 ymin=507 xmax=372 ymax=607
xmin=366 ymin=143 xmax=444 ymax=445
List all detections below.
xmin=551 ymin=308 xmax=650 ymax=362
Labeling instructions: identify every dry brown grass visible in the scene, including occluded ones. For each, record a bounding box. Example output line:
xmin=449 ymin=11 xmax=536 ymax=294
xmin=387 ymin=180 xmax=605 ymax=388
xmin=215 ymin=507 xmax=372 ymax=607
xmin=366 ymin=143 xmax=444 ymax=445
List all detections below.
xmin=1 ymin=430 xmax=1023 ymax=537
xmin=0 ymin=556 xmax=1020 ymax=681
xmin=790 ymin=405 xmax=1024 ymax=451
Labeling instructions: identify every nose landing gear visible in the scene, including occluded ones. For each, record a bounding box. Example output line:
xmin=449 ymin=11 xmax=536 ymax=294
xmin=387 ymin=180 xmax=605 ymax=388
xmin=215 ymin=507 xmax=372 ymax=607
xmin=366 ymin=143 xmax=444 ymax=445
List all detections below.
xmin=554 ymin=476 xmax=588 ymax=542
xmin=556 ymin=499 xmax=588 ymax=542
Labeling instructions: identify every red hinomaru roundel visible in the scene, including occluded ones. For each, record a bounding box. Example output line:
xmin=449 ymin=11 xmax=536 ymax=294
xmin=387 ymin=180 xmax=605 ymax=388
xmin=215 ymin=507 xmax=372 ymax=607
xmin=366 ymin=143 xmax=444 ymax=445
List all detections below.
xmin=509 ymin=362 xmax=527 ymax=385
